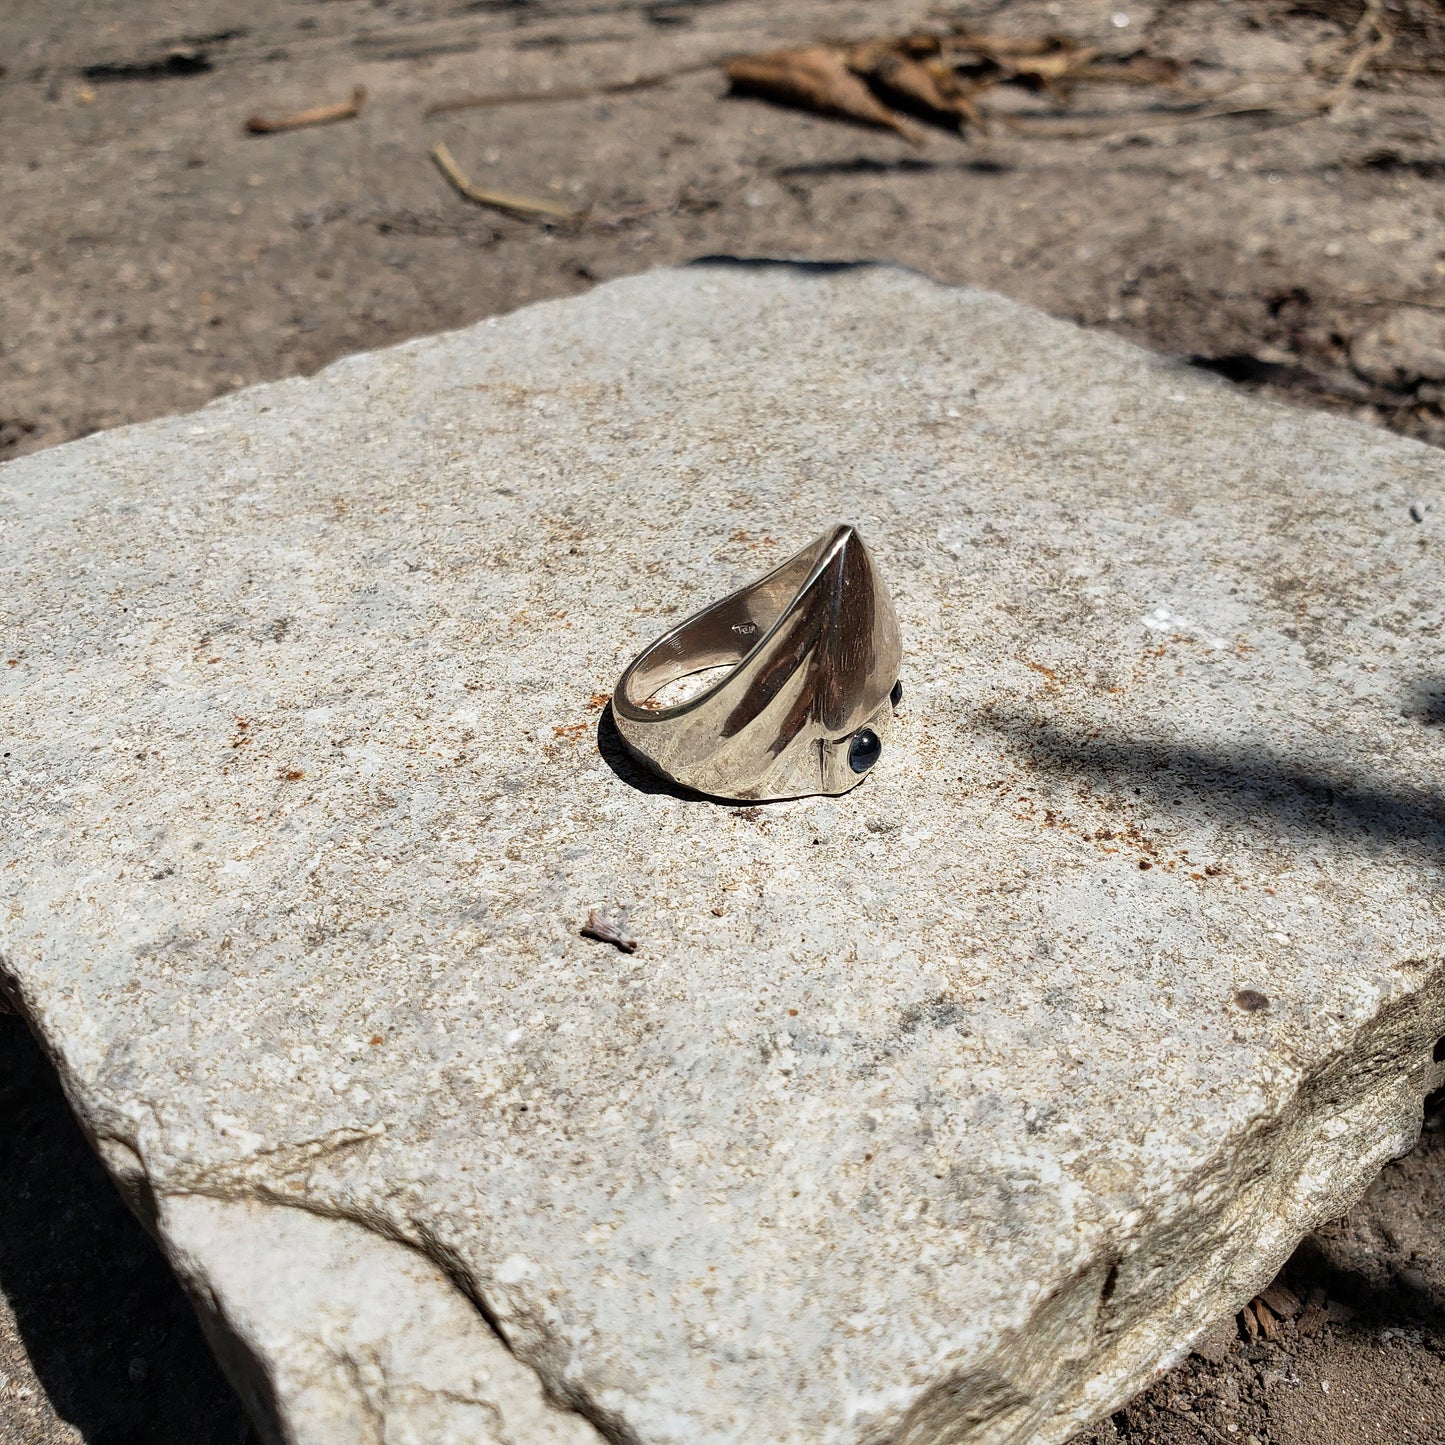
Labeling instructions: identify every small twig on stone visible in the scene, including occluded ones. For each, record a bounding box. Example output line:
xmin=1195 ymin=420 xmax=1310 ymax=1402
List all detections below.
xmin=581 ymin=908 xmax=638 ymax=953
xmin=430 ymin=141 xmax=586 ymax=225
xmin=246 ymin=85 xmax=366 ymax=135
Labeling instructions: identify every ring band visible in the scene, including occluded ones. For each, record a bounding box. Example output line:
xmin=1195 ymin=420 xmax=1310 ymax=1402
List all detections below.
xmin=611 ymin=525 xmax=902 ymax=801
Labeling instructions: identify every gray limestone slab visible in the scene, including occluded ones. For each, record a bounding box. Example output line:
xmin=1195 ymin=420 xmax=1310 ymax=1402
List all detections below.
xmin=2 ymin=263 xmax=1443 ymax=1445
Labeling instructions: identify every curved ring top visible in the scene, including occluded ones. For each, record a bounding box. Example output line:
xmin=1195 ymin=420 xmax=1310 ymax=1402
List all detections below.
xmin=612 ymin=524 xmax=902 ymax=801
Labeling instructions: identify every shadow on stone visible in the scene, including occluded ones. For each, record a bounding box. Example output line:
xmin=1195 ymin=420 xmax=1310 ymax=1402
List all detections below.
xmin=774 ymin=156 xmax=1013 ymax=179
xmin=988 ymin=712 xmax=1445 ymax=866
xmin=1403 ymin=677 xmax=1445 ymax=727
xmin=0 ymin=1015 xmax=255 ymax=1444
xmin=686 ymin=254 xmax=878 ymax=276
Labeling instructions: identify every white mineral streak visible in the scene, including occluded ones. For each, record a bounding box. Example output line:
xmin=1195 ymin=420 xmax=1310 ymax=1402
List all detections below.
xmin=1 ymin=265 xmax=1443 ymax=1444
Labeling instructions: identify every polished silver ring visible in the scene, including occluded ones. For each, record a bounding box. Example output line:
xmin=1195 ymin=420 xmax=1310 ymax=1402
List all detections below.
xmin=612 ymin=524 xmax=902 ymax=801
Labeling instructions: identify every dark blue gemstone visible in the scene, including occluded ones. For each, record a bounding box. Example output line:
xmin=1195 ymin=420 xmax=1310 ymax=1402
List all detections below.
xmin=848 ymin=728 xmax=882 ymax=774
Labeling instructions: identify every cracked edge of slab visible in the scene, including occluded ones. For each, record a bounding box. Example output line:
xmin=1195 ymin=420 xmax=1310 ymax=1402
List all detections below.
xmin=925 ymin=976 xmax=1445 ymax=1445
xmin=1 ymin=962 xmax=602 ymax=1445
xmin=6 ymin=945 xmax=1444 ymax=1445
xmin=105 ymin=1147 xmax=608 ymax=1445
xmin=847 ymin=990 xmax=1445 ymax=1445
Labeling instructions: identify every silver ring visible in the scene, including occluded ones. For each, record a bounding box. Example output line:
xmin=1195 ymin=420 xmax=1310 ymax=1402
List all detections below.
xmin=612 ymin=525 xmax=902 ymax=801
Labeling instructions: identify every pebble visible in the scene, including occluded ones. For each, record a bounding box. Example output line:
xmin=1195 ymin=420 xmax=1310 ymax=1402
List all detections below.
xmin=1350 ymin=309 xmax=1445 ymax=390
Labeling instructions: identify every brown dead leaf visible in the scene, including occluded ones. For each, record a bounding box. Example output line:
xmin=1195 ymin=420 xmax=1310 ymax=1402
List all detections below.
xmin=1012 ymin=46 xmax=1102 ymax=82
xmin=1259 ymin=1282 xmax=1302 ymax=1320
xmin=847 ymin=41 xmax=983 ymax=130
xmin=1253 ymin=1298 xmax=1283 ymax=1341
xmin=1240 ymin=1301 xmax=1260 ymax=1340
xmin=728 ymin=27 xmax=1194 ymax=139
xmin=939 ymin=30 xmax=1102 ymax=89
xmin=726 ymin=47 xmax=923 ymax=143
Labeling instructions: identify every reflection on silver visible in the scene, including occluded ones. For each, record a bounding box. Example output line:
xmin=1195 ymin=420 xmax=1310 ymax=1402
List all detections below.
xmin=612 ymin=525 xmax=902 ymax=801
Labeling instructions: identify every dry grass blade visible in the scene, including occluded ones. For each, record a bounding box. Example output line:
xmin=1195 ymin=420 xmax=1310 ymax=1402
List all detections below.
xmin=245 ymin=85 xmax=366 ymax=135
xmin=1069 ymin=54 xmax=1185 ymax=87
xmin=430 ymin=140 xmax=586 ymax=225
xmin=1330 ymin=0 xmax=1393 ymax=108
xmin=1000 ymin=98 xmax=1322 ymax=140
xmin=938 ymin=30 xmax=1074 ymax=59
xmin=726 ymin=47 xmax=923 ymax=144
xmin=940 ymin=30 xmax=1101 ymax=77
xmin=424 ymin=62 xmax=716 ymax=117
xmin=1360 ymin=295 xmax=1445 ymax=313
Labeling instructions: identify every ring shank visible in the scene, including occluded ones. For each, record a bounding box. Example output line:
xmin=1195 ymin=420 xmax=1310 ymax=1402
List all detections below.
xmin=619 ymin=549 xmax=816 ymax=709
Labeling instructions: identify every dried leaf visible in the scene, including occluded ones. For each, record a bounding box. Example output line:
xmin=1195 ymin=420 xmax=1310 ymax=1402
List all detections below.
xmin=1018 ymin=47 xmax=1100 ymax=81
xmin=940 ymin=30 xmax=1101 ymax=88
xmin=1253 ymin=1298 xmax=1283 ymax=1341
xmin=847 ymin=42 xmax=982 ymax=130
xmin=1239 ymin=1301 xmax=1260 ymax=1340
xmin=923 ymin=59 xmax=987 ymax=130
xmin=727 ymin=47 xmax=922 ymax=143
xmin=1259 ymin=1282 xmax=1302 ymax=1320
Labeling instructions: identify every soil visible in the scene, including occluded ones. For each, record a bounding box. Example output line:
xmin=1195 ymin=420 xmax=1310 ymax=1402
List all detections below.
xmin=1 ymin=1 xmax=1443 ymax=1441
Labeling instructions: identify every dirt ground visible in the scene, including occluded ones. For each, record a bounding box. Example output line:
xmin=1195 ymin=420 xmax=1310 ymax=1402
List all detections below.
xmin=1 ymin=0 xmax=1443 ymax=1441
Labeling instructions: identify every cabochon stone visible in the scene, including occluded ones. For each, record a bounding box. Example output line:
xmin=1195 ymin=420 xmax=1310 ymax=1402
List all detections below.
xmin=2 ymin=263 xmax=1443 ymax=1445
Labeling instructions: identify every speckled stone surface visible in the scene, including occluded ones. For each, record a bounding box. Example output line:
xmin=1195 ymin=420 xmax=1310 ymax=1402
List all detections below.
xmin=2 ymin=264 xmax=1443 ymax=1445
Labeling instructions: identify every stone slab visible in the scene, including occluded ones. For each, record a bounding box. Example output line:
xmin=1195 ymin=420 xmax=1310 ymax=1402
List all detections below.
xmin=2 ymin=263 xmax=1443 ymax=1445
